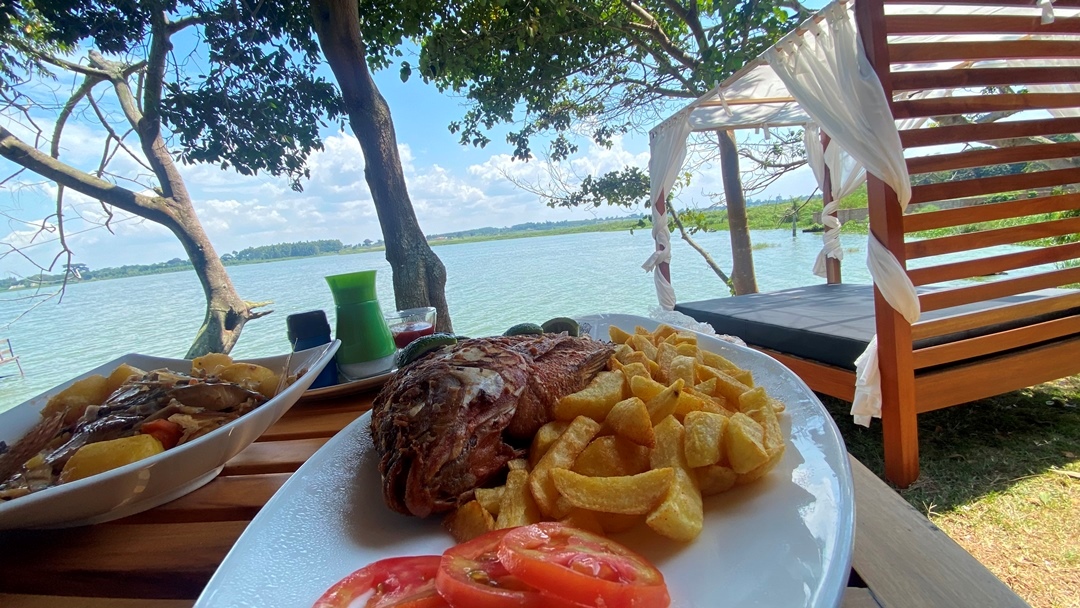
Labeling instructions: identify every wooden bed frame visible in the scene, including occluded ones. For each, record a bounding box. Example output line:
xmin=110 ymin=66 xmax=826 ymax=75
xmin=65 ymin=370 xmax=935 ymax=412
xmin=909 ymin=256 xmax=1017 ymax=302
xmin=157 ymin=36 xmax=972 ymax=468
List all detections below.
xmin=851 ymin=0 xmax=1080 ymax=487
xmin=685 ymin=0 xmax=1080 ymax=488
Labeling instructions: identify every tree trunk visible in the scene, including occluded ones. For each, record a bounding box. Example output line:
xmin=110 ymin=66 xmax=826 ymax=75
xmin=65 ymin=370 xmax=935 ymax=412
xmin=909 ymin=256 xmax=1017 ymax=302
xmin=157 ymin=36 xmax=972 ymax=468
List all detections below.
xmin=309 ymin=0 xmax=452 ymax=332
xmin=718 ymin=130 xmax=758 ymax=295
xmin=93 ymin=38 xmax=262 ymax=358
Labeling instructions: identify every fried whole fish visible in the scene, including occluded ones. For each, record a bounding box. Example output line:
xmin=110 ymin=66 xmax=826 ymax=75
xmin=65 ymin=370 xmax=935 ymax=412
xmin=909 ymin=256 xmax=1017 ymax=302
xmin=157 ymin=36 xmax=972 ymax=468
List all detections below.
xmin=371 ymin=333 xmax=613 ymax=518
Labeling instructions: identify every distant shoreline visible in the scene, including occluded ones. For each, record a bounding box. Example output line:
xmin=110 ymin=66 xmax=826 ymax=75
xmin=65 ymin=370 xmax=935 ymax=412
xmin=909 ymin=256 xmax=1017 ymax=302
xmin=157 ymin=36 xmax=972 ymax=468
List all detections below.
xmin=4 ymin=194 xmax=857 ymax=291
xmin=1 ymin=218 xmax=644 ymax=291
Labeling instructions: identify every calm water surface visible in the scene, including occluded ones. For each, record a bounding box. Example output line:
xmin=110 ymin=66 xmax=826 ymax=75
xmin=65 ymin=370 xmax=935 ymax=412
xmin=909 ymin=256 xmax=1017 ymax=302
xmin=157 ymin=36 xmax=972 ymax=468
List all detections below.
xmin=0 ymin=229 xmax=1050 ymax=412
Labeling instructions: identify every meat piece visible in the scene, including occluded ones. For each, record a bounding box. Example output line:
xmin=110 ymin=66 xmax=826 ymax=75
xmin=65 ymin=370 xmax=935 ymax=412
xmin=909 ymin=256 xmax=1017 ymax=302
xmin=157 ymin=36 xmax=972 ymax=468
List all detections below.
xmin=371 ymin=334 xmax=613 ymax=517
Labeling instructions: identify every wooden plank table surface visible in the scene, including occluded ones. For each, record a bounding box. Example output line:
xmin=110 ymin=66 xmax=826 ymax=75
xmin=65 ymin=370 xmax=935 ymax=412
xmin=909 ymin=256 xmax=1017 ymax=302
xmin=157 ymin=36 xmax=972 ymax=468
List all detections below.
xmin=0 ymin=389 xmax=1030 ymax=608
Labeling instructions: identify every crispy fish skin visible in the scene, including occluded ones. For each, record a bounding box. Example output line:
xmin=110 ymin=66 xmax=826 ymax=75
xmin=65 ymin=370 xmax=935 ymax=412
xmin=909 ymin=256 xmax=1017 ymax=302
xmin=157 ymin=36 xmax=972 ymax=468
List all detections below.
xmin=371 ymin=334 xmax=613 ymax=518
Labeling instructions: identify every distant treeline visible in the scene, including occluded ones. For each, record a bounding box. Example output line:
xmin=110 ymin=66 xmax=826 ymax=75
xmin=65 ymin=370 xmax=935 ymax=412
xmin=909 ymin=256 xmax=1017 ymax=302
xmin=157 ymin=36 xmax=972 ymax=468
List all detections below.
xmin=0 ymin=238 xmax=383 ymax=291
xmin=428 ymin=217 xmax=633 ymax=240
xmin=226 ymin=239 xmax=350 ymax=261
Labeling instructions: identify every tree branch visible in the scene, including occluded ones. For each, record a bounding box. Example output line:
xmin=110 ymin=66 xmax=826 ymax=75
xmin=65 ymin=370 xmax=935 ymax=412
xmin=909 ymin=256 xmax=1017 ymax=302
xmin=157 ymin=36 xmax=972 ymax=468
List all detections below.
xmin=618 ymin=0 xmax=698 ymax=69
xmin=669 ymin=200 xmax=733 ymax=287
xmin=0 ymin=126 xmax=169 ymax=222
xmin=659 ymin=0 xmax=708 ymax=54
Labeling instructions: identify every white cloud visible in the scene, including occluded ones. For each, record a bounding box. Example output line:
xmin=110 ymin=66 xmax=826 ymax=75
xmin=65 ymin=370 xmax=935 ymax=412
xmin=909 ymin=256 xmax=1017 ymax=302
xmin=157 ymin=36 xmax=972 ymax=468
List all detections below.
xmin=1 ymin=117 xmax=815 ymax=276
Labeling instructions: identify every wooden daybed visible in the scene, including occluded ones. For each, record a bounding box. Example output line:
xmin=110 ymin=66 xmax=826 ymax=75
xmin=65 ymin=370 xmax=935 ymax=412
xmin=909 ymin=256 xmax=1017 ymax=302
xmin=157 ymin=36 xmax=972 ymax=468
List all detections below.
xmin=649 ymin=0 xmax=1080 ymax=487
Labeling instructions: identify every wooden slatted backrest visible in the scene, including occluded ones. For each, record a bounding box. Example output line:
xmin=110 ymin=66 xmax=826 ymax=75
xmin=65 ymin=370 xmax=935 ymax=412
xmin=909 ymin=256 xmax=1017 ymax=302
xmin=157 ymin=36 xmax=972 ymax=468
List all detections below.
xmin=860 ymin=0 xmax=1080 ymax=372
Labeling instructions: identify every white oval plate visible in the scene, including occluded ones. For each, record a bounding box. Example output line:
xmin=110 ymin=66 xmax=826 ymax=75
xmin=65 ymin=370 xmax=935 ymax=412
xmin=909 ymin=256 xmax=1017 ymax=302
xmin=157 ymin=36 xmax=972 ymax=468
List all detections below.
xmin=0 ymin=340 xmax=339 ymax=530
xmin=195 ymin=314 xmax=854 ymax=608
xmin=301 ymin=368 xmax=395 ymax=401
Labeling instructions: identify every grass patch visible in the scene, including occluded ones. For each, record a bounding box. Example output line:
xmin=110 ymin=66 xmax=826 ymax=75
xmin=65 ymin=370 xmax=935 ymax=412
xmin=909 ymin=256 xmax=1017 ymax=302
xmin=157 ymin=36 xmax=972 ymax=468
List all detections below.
xmin=819 ymin=376 xmax=1080 ymax=608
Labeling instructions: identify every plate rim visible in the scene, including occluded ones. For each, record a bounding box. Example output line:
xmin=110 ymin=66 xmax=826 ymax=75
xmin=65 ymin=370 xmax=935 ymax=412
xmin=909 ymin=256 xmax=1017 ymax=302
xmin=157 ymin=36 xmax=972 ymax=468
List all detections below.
xmin=301 ymin=367 xmax=396 ymax=400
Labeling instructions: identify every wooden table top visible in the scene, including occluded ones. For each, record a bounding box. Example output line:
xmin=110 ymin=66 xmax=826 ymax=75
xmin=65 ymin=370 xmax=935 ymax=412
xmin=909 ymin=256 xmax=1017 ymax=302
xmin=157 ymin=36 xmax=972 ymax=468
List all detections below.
xmin=0 ymin=390 xmax=1030 ymax=608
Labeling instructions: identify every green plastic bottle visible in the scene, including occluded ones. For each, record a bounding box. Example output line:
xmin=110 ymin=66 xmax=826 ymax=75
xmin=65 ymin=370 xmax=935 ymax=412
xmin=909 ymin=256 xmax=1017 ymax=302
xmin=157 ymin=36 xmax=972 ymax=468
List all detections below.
xmin=324 ymin=270 xmax=396 ymax=380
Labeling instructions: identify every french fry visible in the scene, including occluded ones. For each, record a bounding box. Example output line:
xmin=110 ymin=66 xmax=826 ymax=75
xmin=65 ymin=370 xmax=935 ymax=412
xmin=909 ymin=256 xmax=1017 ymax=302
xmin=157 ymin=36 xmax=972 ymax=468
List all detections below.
xmin=444 ymin=499 xmax=494 ymax=542
xmin=602 ymin=397 xmax=656 ymax=448
xmin=529 ymin=421 xmax=570 ymax=468
xmin=694 ymin=378 xmax=718 ymax=395
xmin=645 ymin=378 xmax=683 ymax=425
xmin=507 ymin=458 xmax=528 ymax=470
xmin=609 ymin=325 xmax=634 ymax=344
xmin=673 ymin=389 xmax=708 ymax=420
xmin=747 ymin=394 xmax=786 ymax=464
xmin=613 ymin=343 xmax=635 ymax=364
xmin=629 ymin=374 xmax=665 ymax=402
xmin=650 ymin=324 xmax=677 ymax=345
xmin=675 ymin=343 xmax=699 ymax=358
xmin=553 ymin=371 xmax=625 ymax=421
xmin=697 ymin=464 xmax=738 ymax=496
xmin=573 ymin=436 xmax=650 ymax=477
xmin=654 ymin=342 xmax=679 ymax=384
xmin=686 ymin=387 xmax=732 ymax=417
xmin=529 ymin=416 xmax=601 ymax=518
xmin=725 ymin=413 xmax=769 ymax=474
xmin=668 ymin=355 xmax=696 ymax=387
xmin=646 ymin=416 xmax=704 ymax=542
xmin=700 ymin=350 xmax=740 ymax=373
xmin=619 ymin=362 xmax=652 ymax=385
xmin=737 ymin=386 xmax=770 ymax=414
xmin=696 ymin=364 xmax=752 ymax=403
xmin=474 ymin=487 xmax=504 ymax=515
xmin=497 ymin=469 xmax=541 ymax=529
xmin=560 ymin=508 xmax=605 ymax=535
xmin=674 ymin=332 xmax=698 ymax=346
xmin=683 ymin=411 xmax=727 ymax=469
xmin=623 ymin=351 xmax=660 ymax=377
xmin=551 ymin=467 xmax=674 ymax=515
xmin=627 ymin=334 xmax=658 ymax=361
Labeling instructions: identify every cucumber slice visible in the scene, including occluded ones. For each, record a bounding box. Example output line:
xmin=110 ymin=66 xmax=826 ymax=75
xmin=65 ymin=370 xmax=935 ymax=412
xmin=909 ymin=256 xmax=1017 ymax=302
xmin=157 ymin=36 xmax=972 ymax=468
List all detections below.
xmin=541 ymin=317 xmax=580 ymax=337
xmin=504 ymin=322 xmax=544 ymax=337
xmin=395 ymin=333 xmax=458 ymax=367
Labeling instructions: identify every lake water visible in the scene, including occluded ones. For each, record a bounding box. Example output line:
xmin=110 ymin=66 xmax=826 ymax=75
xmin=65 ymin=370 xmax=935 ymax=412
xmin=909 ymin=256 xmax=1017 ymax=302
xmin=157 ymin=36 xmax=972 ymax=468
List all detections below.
xmin=0 ymin=229 xmax=1051 ymax=413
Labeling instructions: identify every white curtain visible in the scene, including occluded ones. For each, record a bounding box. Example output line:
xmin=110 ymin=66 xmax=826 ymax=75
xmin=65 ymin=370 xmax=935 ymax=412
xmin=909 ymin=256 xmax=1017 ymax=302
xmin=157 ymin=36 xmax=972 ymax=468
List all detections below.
xmin=766 ymin=2 xmax=920 ymax=425
xmin=804 ymin=122 xmax=867 ymax=278
xmin=645 ymin=109 xmax=694 ymax=310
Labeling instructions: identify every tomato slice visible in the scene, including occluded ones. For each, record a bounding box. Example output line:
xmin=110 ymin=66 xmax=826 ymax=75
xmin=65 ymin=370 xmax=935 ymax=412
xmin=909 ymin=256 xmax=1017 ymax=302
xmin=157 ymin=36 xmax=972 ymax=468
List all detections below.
xmin=497 ymin=523 xmax=670 ymax=608
xmin=314 ymin=555 xmax=448 ymax=608
xmin=436 ymin=528 xmax=580 ymax=608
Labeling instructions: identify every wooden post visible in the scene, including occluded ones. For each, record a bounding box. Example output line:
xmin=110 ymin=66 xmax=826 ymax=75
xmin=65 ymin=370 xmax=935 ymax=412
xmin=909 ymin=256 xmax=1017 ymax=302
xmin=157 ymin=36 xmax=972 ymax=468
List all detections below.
xmin=857 ymin=0 xmax=920 ymax=488
xmin=821 ymin=131 xmax=842 ymax=284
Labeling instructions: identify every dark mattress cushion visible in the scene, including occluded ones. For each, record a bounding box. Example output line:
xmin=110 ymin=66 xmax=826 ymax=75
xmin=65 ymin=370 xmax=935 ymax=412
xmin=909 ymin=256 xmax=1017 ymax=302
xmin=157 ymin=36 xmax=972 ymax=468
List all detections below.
xmin=675 ymin=284 xmax=1079 ymax=371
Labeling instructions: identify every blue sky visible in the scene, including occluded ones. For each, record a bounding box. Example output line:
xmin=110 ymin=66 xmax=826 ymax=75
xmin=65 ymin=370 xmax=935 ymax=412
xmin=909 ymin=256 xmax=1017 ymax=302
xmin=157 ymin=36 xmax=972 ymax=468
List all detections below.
xmin=0 ymin=24 xmax=820 ymax=278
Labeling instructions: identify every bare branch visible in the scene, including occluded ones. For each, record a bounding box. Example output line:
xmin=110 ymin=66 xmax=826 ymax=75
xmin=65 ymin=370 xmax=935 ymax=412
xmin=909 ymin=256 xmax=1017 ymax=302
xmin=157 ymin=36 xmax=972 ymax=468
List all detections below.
xmin=0 ymin=125 xmax=168 ymax=221
xmin=668 ymin=200 xmax=732 ymax=286
xmin=659 ymin=0 xmax=708 ymax=53
xmin=87 ymin=91 xmax=153 ymax=172
xmin=617 ymin=0 xmax=698 ymax=69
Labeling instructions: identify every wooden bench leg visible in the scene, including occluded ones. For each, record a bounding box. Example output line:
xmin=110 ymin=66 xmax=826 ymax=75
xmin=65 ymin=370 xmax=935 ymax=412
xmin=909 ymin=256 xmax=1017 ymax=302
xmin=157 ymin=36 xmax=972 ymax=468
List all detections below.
xmin=882 ymin=387 xmax=920 ymax=487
